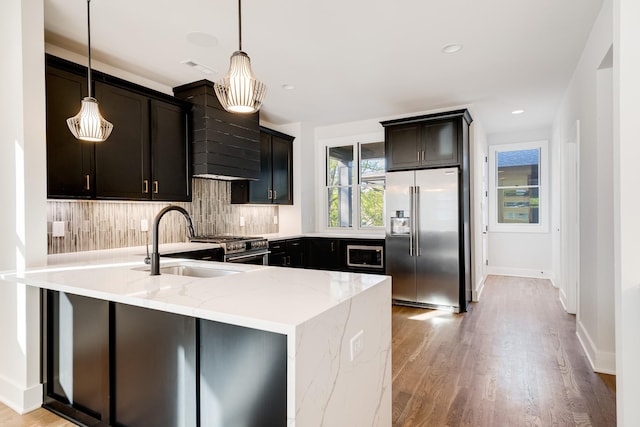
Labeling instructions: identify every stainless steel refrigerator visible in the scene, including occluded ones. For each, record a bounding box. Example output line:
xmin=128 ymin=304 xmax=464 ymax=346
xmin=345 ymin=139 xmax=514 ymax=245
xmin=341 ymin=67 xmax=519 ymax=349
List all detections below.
xmin=385 ymin=167 xmax=468 ymax=312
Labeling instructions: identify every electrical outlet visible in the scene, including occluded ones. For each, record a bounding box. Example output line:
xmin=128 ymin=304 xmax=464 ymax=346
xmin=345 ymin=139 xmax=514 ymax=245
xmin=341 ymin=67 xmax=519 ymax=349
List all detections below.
xmin=140 ymin=219 xmax=149 ymax=232
xmin=52 ymin=221 xmax=65 ymax=237
xmin=350 ymin=330 xmax=364 ymax=361
xmin=240 ymin=216 xmax=245 ymax=227
xmin=273 ymin=215 xmax=278 ymax=225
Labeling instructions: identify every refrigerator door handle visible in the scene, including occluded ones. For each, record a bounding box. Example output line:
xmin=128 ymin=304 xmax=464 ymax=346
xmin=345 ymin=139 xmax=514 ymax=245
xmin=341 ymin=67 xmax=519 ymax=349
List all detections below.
xmin=415 ymin=186 xmax=420 ymax=256
xmin=409 ymin=186 xmax=414 ymax=256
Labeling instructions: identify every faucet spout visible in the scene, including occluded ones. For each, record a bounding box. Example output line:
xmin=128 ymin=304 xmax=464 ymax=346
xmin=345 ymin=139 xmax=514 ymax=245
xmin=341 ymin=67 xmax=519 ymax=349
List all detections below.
xmin=150 ymin=205 xmax=195 ymax=276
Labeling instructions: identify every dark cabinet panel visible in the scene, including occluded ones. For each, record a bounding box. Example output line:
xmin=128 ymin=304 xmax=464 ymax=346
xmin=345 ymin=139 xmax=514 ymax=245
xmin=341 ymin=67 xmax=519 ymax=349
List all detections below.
xmin=305 ymin=238 xmax=340 ymax=270
xmin=94 ymin=81 xmax=149 ymax=200
xmin=268 ymin=240 xmax=287 ymax=267
xmin=232 ymin=127 xmax=294 ymax=205
xmin=45 ymin=65 xmax=94 ymax=199
xmin=150 ymin=99 xmax=190 ymax=201
xmin=422 ymin=120 xmax=457 ymax=166
xmin=114 ymin=304 xmax=197 ymax=427
xmin=271 ymin=134 xmax=293 ymax=204
xmin=286 ymin=239 xmax=304 ymax=267
xmin=268 ymin=238 xmax=304 ymax=267
xmin=200 ymin=319 xmax=287 ymax=427
xmin=44 ymin=291 xmax=109 ymax=424
xmin=385 ymin=124 xmax=421 ymax=170
xmin=248 ymin=132 xmax=272 ymax=203
xmin=382 ymin=110 xmax=471 ymax=171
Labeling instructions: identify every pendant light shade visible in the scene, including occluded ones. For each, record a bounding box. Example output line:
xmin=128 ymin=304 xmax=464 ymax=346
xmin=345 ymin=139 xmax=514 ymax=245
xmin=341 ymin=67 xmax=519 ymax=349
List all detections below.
xmin=67 ymin=0 xmax=113 ymax=142
xmin=67 ymin=97 xmax=113 ymax=142
xmin=214 ymin=0 xmax=267 ymax=114
xmin=215 ymin=51 xmax=267 ymax=113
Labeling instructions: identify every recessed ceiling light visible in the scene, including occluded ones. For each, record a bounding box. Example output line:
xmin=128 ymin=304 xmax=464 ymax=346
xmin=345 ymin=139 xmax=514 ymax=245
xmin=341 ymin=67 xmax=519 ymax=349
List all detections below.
xmin=281 ymin=84 xmax=295 ymax=90
xmin=181 ymin=59 xmax=217 ymax=75
xmin=441 ymin=43 xmax=463 ymax=54
xmin=511 ymin=109 xmax=525 ymax=115
xmin=185 ymin=31 xmax=218 ymax=47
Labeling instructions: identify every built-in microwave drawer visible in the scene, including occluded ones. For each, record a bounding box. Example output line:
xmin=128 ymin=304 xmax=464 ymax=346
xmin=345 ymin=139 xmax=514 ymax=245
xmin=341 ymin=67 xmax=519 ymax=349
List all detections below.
xmin=346 ymin=245 xmax=384 ymax=269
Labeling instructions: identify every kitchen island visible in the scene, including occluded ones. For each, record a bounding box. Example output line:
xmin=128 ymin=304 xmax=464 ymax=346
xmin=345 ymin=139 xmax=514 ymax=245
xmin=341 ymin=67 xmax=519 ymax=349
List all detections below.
xmin=1 ymin=245 xmax=391 ymax=426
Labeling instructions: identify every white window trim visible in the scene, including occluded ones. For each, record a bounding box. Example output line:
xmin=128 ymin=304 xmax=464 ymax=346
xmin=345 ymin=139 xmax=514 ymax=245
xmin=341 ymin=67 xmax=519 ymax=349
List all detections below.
xmin=488 ymin=140 xmax=549 ymax=233
xmin=318 ymin=133 xmax=386 ymax=234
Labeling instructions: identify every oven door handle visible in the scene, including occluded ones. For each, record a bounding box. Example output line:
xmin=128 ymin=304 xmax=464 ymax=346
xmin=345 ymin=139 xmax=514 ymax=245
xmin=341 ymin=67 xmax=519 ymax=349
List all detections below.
xmin=225 ymin=251 xmax=270 ymax=262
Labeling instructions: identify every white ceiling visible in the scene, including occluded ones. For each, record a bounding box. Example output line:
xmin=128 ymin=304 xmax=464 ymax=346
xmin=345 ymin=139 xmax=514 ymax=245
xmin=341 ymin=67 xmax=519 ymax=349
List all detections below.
xmin=44 ymin=0 xmax=604 ymax=134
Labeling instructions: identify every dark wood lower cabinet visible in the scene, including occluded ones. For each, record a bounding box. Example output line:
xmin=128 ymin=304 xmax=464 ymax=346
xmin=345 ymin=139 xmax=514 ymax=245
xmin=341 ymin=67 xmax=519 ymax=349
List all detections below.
xmin=199 ymin=320 xmax=287 ymax=426
xmin=43 ymin=290 xmax=109 ymax=425
xmin=114 ymin=304 xmax=197 ymax=427
xmin=43 ymin=291 xmax=286 ymax=427
xmin=268 ymin=238 xmax=304 ymax=268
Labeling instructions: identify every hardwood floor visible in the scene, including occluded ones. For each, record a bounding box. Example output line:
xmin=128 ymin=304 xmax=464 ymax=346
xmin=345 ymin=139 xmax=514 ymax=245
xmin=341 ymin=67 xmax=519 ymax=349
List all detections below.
xmin=392 ymin=275 xmax=616 ymax=427
xmin=0 ymin=403 xmax=75 ymax=426
xmin=1 ymin=275 xmax=616 ymax=426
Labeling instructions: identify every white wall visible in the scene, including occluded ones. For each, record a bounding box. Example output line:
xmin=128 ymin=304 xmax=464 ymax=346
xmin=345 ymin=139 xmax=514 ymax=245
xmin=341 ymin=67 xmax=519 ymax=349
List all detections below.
xmin=485 ymin=128 xmax=554 ymax=279
xmin=552 ymin=0 xmax=615 ymax=375
xmin=469 ymin=118 xmax=488 ymax=300
xmin=615 ymin=0 xmax=640 ymax=423
xmin=0 ymin=0 xmax=48 ymax=413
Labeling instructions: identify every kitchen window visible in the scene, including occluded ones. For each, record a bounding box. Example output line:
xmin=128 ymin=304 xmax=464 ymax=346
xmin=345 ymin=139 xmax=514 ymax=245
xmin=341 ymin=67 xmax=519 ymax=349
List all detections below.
xmin=326 ymin=141 xmax=385 ymax=229
xmin=488 ymin=140 xmax=548 ymax=232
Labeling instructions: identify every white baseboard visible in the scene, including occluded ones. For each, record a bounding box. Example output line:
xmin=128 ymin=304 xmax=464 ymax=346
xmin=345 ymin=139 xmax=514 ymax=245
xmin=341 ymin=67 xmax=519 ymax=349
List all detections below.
xmin=576 ymin=320 xmax=616 ymax=375
xmin=473 ymin=275 xmax=486 ymax=302
xmin=486 ymin=266 xmax=552 ymax=279
xmin=0 ymin=375 xmax=42 ymax=414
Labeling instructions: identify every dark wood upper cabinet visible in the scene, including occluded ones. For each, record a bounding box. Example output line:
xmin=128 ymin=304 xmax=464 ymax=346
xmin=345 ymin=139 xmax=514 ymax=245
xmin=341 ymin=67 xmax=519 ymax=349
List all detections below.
xmin=45 ymin=65 xmax=94 ymax=199
xmin=381 ymin=109 xmax=471 ymax=171
xmin=150 ymin=99 xmax=190 ymax=201
xmin=232 ymin=127 xmax=294 ymax=205
xmin=94 ymin=81 xmax=149 ymax=200
xmin=45 ymin=54 xmax=191 ymax=202
xmin=385 ymin=124 xmax=422 ymax=170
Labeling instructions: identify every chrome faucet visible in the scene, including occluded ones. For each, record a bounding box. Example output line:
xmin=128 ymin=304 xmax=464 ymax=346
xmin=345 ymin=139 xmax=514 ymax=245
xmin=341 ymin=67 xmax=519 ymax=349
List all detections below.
xmin=150 ymin=205 xmax=195 ymax=276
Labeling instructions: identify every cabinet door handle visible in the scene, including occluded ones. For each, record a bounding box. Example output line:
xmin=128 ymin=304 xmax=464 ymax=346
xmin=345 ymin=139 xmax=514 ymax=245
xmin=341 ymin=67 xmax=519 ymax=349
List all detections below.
xmin=85 ymin=174 xmax=90 ymax=191
xmin=153 ymin=181 xmax=159 ymax=194
xmin=143 ymin=180 xmax=149 ymax=194
xmin=268 ymin=189 xmax=273 ymax=200
xmin=331 ymin=242 xmax=334 ymax=252
xmin=273 ymin=190 xmax=277 ymax=200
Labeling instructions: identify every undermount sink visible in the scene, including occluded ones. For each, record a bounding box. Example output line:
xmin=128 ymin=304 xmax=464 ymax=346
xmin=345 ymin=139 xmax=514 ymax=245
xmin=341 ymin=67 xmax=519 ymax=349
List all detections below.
xmin=134 ymin=262 xmax=240 ymax=278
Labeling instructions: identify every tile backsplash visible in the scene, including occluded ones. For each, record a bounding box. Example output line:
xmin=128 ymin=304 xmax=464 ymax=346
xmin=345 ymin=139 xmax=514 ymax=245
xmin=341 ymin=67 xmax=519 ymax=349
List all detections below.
xmin=47 ymin=178 xmax=278 ymax=254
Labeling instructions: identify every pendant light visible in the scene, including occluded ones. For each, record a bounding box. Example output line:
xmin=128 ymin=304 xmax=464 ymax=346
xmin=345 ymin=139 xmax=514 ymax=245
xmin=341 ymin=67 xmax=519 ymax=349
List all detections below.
xmin=67 ymin=0 xmax=113 ymax=142
xmin=214 ymin=0 xmax=267 ymax=114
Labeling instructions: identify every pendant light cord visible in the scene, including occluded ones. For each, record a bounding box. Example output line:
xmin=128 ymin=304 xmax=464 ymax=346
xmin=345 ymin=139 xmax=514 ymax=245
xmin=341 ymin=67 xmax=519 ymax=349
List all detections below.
xmin=87 ymin=0 xmax=92 ymax=98
xmin=238 ymin=0 xmax=242 ymax=51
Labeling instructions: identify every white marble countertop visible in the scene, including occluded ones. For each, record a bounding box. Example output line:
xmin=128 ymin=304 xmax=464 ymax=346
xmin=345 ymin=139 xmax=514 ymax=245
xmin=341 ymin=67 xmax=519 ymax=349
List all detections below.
xmin=2 ymin=244 xmax=389 ymax=336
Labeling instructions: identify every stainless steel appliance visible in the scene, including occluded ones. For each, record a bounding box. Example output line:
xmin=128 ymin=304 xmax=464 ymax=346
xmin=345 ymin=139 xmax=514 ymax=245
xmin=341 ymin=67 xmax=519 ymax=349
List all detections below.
xmin=346 ymin=245 xmax=384 ymax=270
xmin=385 ymin=167 xmax=467 ymax=312
xmin=189 ymin=235 xmax=270 ymax=265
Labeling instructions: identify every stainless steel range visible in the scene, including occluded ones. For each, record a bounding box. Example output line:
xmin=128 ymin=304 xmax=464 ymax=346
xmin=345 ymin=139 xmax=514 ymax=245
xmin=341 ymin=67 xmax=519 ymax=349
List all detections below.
xmin=190 ymin=235 xmax=269 ymax=264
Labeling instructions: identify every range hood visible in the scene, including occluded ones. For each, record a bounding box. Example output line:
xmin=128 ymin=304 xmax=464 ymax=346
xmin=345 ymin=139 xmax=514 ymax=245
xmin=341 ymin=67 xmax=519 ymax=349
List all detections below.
xmin=173 ymin=80 xmax=261 ymax=181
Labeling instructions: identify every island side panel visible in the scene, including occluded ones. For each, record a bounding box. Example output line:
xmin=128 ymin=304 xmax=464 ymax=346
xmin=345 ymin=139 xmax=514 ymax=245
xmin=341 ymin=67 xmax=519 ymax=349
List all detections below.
xmin=291 ymin=276 xmax=392 ymax=426
xmin=199 ymin=320 xmax=288 ymax=426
